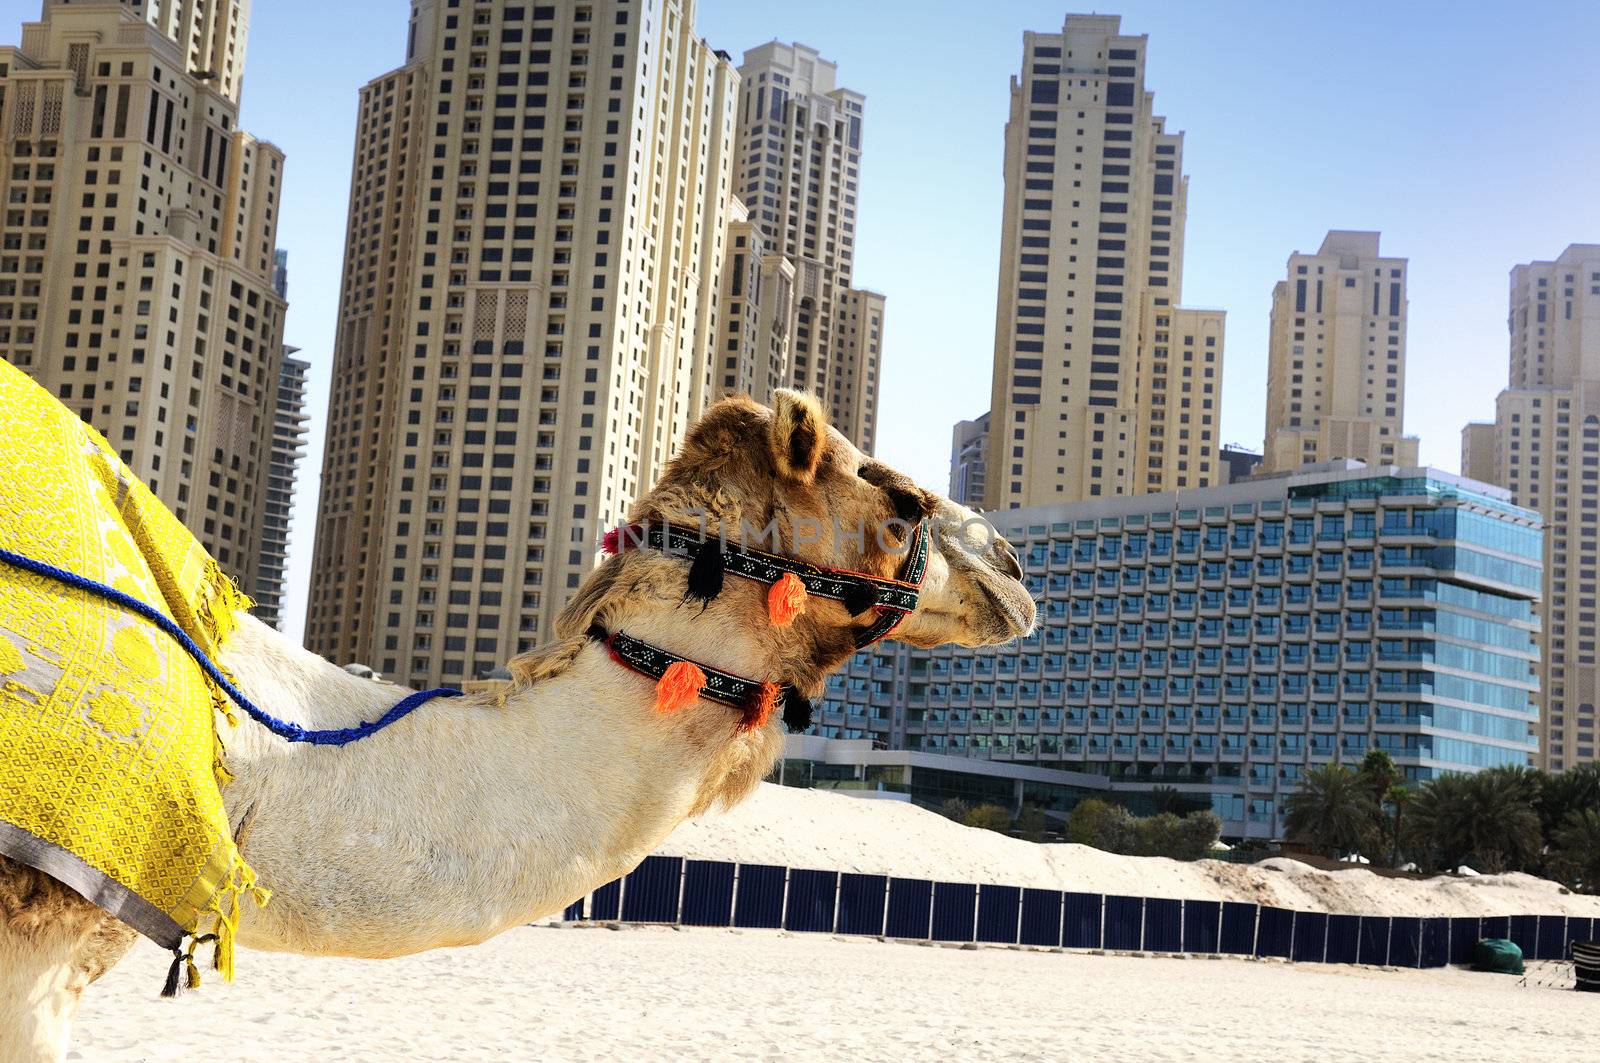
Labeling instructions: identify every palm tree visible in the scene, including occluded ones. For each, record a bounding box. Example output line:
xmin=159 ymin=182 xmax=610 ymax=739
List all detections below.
xmin=1357 ymin=749 xmax=1400 ymax=804
xmin=1538 ymin=764 xmax=1600 ymax=846
xmin=1553 ymin=809 xmax=1600 ymax=894
xmin=1409 ymin=771 xmax=1541 ymax=873
xmin=1467 ymin=770 xmax=1543 ymax=872
xmin=1386 ymin=784 xmax=1414 ymax=867
xmin=1357 ymin=748 xmax=1411 ymax=866
xmin=1481 ymin=763 xmax=1544 ymax=806
xmin=1284 ymin=764 xmax=1378 ymax=857
xmin=1408 ymin=773 xmax=1472 ymax=869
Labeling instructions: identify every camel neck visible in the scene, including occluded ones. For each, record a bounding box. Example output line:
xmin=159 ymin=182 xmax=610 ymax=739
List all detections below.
xmin=212 ymin=609 xmax=783 ymax=959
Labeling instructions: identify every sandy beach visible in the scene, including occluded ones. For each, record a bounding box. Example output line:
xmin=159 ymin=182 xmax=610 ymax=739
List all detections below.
xmin=67 ymin=785 xmax=1600 ymax=1060
xmin=661 ymin=785 xmax=1600 ymax=917
xmin=75 ymin=924 xmax=1589 ymax=1062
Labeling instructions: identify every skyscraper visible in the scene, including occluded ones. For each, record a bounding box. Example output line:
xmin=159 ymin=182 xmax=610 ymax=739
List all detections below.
xmin=306 ymin=0 xmax=743 ymax=687
xmin=717 ymin=197 xmax=794 ymax=406
xmin=1262 ymin=231 xmax=1419 ymax=473
xmin=0 ymin=0 xmax=287 ymax=589
xmin=949 ymin=412 xmax=989 ymax=507
xmin=734 ymin=42 xmax=883 ymax=452
xmin=256 ymin=345 xmax=308 ymax=630
xmin=983 ymin=13 xmax=1224 ymax=510
xmin=1462 ymin=243 xmax=1600 ymax=769
xmin=253 ymin=248 xmax=307 ymax=632
xmin=832 ymin=286 xmax=883 ymax=450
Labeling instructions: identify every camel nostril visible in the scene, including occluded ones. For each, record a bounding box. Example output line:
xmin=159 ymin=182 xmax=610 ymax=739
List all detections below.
xmin=995 ymin=540 xmax=1023 ymax=581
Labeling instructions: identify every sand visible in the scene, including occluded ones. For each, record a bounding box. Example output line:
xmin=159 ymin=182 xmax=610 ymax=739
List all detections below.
xmin=68 ymin=784 xmax=1600 ymax=1060
xmin=75 ymin=926 xmax=1592 ymax=1062
xmin=659 ymin=784 xmax=1600 ymax=917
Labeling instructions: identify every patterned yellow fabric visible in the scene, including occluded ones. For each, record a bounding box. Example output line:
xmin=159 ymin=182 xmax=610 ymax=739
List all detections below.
xmin=0 ymin=360 xmax=261 ymax=970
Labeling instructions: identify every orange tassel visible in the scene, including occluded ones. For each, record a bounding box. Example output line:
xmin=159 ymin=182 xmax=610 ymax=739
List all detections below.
xmin=742 ymin=682 xmax=780 ymax=731
xmin=767 ymin=572 xmax=809 ymax=626
xmin=654 ymin=661 xmax=707 ymax=714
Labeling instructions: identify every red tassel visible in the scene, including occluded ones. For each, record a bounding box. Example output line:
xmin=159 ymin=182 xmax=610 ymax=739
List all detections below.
xmin=741 ymin=682 xmax=780 ymax=731
xmin=654 ymin=661 xmax=706 ymax=714
xmin=767 ymin=572 xmax=808 ymax=626
xmin=601 ymin=526 xmax=622 ymax=555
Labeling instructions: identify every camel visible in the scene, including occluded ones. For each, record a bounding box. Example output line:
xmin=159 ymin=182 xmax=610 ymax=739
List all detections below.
xmin=0 ymin=390 xmax=1034 ymax=1061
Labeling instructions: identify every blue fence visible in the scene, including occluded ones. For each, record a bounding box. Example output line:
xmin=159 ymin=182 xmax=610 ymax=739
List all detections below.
xmin=556 ymin=855 xmax=1595 ymax=970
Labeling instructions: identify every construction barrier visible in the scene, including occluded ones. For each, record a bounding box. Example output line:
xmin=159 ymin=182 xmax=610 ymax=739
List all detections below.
xmin=555 ymin=855 xmax=1595 ymax=970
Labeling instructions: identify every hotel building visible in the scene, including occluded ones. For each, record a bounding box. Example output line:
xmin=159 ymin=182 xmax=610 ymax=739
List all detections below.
xmin=717 ymin=198 xmax=794 ymax=406
xmin=823 ymin=462 xmax=1542 ymax=837
xmin=950 ymin=412 xmax=990 ymax=506
xmin=1462 ymin=243 xmax=1600 ymax=769
xmin=1262 ymin=231 xmax=1419 ymax=473
xmin=984 ymin=13 xmax=1224 ymax=509
xmin=734 ymin=42 xmax=881 ymax=452
xmin=255 ymin=345 xmax=308 ymax=631
xmin=305 ymin=0 xmax=752 ymax=685
xmin=0 ymin=0 xmax=286 ymax=589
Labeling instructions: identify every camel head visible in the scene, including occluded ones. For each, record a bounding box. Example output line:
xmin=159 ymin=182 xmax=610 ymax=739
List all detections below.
xmin=534 ymin=389 xmax=1035 ymax=814
xmin=604 ymin=390 xmax=1035 ymax=659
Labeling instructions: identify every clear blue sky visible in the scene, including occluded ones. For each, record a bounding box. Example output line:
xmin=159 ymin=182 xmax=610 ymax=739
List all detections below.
xmin=20 ymin=1 xmax=1598 ymax=639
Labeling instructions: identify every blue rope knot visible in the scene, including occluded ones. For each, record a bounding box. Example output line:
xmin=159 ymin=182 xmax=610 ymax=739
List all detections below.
xmin=0 ymin=547 xmax=461 ymax=746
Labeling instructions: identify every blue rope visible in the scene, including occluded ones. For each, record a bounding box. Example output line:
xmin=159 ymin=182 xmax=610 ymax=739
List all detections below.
xmin=0 ymin=547 xmax=461 ymax=746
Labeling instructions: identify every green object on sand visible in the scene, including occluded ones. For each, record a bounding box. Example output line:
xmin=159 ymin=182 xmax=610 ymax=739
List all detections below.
xmin=1473 ymin=938 xmax=1524 ymax=975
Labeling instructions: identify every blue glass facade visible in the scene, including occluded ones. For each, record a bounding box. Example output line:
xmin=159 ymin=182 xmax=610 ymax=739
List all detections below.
xmin=818 ymin=466 xmax=1543 ymax=837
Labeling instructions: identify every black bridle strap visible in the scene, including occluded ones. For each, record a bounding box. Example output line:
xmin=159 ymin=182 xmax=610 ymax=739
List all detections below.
xmin=591 ymin=624 xmax=769 ymax=711
xmin=610 ymin=520 xmax=930 ymax=648
xmin=586 ymin=624 xmax=813 ymax=731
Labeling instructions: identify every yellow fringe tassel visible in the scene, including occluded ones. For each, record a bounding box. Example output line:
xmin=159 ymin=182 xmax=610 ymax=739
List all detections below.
xmin=194 ymin=857 xmax=272 ymax=986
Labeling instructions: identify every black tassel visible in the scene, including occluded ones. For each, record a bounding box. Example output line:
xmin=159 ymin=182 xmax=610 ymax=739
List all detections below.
xmin=161 ymin=946 xmax=184 ymax=998
xmin=685 ymin=541 xmax=725 ymax=604
xmin=842 ymin=581 xmax=878 ymax=617
xmin=782 ymin=687 xmax=814 ymax=733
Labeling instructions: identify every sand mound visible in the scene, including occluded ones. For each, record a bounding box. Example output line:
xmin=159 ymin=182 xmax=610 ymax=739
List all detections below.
xmin=660 ymin=784 xmax=1600 ymax=918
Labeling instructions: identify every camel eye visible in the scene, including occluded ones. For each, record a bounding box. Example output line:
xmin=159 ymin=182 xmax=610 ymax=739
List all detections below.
xmin=857 ymin=461 xmax=928 ymax=524
xmin=884 ymin=485 xmax=926 ymax=524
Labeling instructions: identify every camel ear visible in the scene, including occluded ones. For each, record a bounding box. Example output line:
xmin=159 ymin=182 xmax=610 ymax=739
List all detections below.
xmin=770 ymin=389 xmax=828 ymax=484
xmin=553 ymin=557 xmax=622 ymax=642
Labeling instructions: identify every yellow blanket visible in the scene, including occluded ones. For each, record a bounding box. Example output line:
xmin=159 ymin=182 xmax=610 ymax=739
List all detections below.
xmin=0 ymin=360 xmax=261 ymax=978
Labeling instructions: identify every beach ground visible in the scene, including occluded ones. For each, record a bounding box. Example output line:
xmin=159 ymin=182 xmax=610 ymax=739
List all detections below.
xmin=73 ymin=924 xmax=1588 ymax=1062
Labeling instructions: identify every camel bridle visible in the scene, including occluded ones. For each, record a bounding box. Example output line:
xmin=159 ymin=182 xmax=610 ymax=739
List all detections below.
xmin=593 ymin=519 xmax=933 ymax=733
xmin=605 ymin=519 xmax=931 ymax=649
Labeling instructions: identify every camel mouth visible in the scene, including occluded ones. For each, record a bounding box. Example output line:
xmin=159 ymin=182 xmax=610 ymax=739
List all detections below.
xmin=973 ymin=576 xmax=1036 ymax=644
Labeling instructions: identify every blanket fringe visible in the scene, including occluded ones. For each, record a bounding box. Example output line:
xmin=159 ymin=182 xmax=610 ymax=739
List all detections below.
xmin=163 ymin=855 xmax=271 ymax=994
xmin=201 ymin=857 xmax=272 ymax=985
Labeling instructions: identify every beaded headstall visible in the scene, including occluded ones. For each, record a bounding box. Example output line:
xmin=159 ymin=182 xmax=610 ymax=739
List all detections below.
xmin=595 ymin=519 xmax=932 ymax=734
xmin=587 ymin=624 xmax=803 ymax=733
xmin=602 ymin=520 xmax=931 ymax=648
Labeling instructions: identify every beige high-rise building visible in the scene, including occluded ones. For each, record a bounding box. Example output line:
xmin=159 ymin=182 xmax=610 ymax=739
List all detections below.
xmin=306 ymin=0 xmax=746 ymax=687
xmin=983 ymin=14 xmax=1223 ymax=509
xmin=949 ymin=412 xmax=989 ymax=507
xmin=717 ymin=198 xmax=794 ymax=405
xmin=1262 ymin=231 xmax=1419 ymax=473
xmin=1459 ymin=422 xmax=1498 ymax=485
xmin=1462 ymin=244 xmax=1600 ymax=769
xmin=0 ymin=0 xmax=286 ymax=590
xmin=735 ymin=42 xmax=883 ymax=452
xmin=833 ymin=286 xmax=883 ymax=450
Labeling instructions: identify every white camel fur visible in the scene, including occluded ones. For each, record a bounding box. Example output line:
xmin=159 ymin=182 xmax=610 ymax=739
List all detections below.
xmin=0 ymin=390 xmax=1035 ymax=1061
